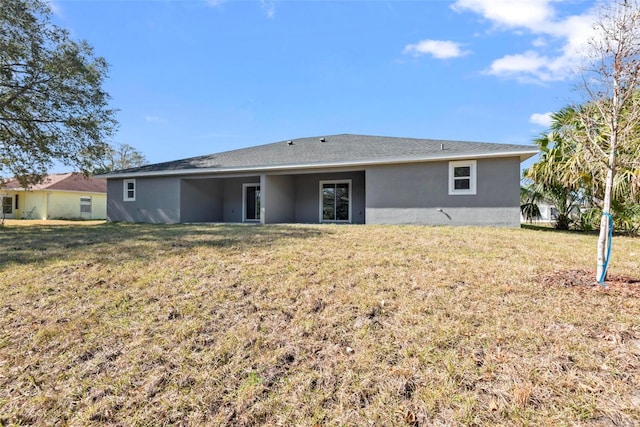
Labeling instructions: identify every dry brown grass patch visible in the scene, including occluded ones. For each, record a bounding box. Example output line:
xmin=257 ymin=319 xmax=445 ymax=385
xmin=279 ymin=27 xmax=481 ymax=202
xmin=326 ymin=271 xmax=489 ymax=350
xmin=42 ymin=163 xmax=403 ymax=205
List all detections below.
xmin=1 ymin=224 xmax=639 ymax=426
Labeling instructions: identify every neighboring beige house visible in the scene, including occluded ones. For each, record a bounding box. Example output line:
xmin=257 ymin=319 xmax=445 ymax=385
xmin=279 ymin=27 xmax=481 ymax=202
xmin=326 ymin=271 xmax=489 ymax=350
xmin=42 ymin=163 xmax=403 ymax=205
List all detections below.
xmin=1 ymin=173 xmax=107 ymax=220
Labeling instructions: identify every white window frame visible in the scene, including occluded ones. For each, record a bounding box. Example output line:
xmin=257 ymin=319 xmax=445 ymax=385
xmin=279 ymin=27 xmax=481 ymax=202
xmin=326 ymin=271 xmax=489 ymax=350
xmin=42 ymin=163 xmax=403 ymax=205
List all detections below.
xmin=448 ymin=160 xmax=477 ymax=195
xmin=123 ymin=179 xmax=136 ymax=202
xmin=2 ymin=196 xmax=13 ymax=215
xmin=319 ymin=179 xmax=352 ymax=223
xmin=242 ymin=183 xmax=261 ymax=222
xmin=80 ymin=196 xmax=92 ymax=214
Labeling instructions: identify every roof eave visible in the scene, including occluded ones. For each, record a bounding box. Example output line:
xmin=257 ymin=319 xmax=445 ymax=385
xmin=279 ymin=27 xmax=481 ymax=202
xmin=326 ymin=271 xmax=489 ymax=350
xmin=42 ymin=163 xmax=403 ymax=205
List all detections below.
xmin=97 ymin=149 xmax=539 ymax=179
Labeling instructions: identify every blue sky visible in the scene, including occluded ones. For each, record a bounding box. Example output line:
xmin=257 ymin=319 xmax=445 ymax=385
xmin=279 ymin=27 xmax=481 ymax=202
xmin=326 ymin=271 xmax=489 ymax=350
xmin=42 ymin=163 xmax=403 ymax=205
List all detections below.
xmin=50 ymin=0 xmax=598 ymax=167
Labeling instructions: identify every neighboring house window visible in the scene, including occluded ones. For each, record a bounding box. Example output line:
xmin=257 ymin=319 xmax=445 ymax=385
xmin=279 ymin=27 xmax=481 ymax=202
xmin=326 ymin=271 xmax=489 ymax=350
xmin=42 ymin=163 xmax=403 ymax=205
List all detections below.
xmin=319 ymin=180 xmax=351 ymax=222
xmin=2 ymin=196 xmax=12 ymax=214
xmin=448 ymin=160 xmax=477 ymax=195
xmin=15 ymin=194 xmax=19 ymax=210
xmin=80 ymin=197 xmax=92 ymax=214
xmin=123 ymin=179 xmax=136 ymax=201
xmin=243 ymin=184 xmax=261 ymax=222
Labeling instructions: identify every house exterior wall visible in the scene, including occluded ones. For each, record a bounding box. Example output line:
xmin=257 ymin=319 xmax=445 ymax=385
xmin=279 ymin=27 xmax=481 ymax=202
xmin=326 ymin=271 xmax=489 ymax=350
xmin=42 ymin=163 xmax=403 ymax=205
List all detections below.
xmin=21 ymin=192 xmax=46 ymax=219
xmin=365 ymin=157 xmax=521 ymax=226
xmin=104 ymin=158 xmax=520 ymax=226
xmin=107 ymin=177 xmax=180 ymax=223
xmin=292 ymin=171 xmax=366 ymax=224
xmin=2 ymin=190 xmax=106 ymax=220
xmin=88 ymin=193 xmax=107 ymax=220
xmin=263 ymin=175 xmax=295 ymax=224
xmin=520 ymin=202 xmax=557 ymax=223
xmin=47 ymin=192 xmax=107 ymax=220
xmin=47 ymin=192 xmax=80 ymax=219
xmin=0 ymin=191 xmax=43 ymax=219
xmin=221 ymin=177 xmax=260 ymax=222
xmin=180 ymin=178 xmax=223 ymax=223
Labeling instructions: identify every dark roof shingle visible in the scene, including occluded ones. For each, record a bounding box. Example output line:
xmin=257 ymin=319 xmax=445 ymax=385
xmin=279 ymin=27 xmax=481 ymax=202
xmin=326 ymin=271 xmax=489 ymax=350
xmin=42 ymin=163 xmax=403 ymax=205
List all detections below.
xmin=103 ymin=134 xmax=538 ymax=177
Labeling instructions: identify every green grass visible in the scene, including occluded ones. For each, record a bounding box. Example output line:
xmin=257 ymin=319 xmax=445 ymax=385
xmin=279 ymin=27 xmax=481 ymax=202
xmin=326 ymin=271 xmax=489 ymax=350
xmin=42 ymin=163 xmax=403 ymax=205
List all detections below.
xmin=1 ymin=223 xmax=639 ymax=426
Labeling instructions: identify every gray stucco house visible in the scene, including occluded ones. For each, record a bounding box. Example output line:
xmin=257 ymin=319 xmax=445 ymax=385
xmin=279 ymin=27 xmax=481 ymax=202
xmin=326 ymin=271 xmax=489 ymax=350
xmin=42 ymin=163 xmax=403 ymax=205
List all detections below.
xmin=99 ymin=134 xmax=537 ymax=226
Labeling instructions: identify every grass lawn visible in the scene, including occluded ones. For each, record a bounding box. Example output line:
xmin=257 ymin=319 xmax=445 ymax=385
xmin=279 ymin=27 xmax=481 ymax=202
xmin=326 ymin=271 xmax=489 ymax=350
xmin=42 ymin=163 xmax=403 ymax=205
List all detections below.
xmin=1 ymin=223 xmax=639 ymax=426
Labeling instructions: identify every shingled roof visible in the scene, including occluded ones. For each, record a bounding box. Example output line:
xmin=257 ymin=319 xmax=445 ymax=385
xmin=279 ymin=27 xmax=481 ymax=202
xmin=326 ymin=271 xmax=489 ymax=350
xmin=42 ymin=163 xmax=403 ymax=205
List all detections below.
xmin=3 ymin=173 xmax=107 ymax=193
xmin=100 ymin=134 xmax=538 ymax=178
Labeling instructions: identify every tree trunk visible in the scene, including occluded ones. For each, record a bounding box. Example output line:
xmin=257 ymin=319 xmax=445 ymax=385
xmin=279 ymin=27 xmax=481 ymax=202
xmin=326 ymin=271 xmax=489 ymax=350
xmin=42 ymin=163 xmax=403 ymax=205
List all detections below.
xmin=596 ymin=147 xmax=617 ymax=283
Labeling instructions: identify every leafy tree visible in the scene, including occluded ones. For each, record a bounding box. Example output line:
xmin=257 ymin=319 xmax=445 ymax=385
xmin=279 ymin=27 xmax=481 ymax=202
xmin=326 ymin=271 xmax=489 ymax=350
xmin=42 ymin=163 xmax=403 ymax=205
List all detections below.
xmin=526 ymin=104 xmax=640 ymax=232
xmin=1 ymin=0 xmax=117 ymax=187
xmin=520 ymin=178 xmax=584 ymax=230
xmin=577 ymin=0 xmax=640 ymax=282
xmin=93 ymin=143 xmax=147 ymax=174
xmin=527 ymin=1 xmax=640 ymax=282
xmin=525 ymin=106 xmax=599 ymax=228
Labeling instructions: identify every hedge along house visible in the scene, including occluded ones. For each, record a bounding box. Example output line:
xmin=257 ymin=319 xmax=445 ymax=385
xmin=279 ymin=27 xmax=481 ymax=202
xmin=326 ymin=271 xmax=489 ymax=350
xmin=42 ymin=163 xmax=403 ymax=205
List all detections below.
xmin=1 ymin=173 xmax=107 ymax=220
xmin=99 ymin=134 xmax=538 ymax=226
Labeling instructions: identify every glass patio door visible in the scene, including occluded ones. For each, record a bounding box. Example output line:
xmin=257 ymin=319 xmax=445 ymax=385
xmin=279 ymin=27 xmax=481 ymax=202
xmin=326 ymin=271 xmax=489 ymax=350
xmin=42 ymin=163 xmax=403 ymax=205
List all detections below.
xmin=243 ymin=184 xmax=260 ymax=222
xmin=320 ymin=180 xmax=351 ymax=222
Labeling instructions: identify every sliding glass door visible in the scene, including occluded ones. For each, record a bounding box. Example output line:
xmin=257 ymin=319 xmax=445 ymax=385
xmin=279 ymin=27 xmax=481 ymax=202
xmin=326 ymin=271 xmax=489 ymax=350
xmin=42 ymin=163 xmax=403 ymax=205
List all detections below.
xmin=243 ymin=184 xmax=260 ymax=222
xmin=320 ymin=180 xmax=351 ymax=223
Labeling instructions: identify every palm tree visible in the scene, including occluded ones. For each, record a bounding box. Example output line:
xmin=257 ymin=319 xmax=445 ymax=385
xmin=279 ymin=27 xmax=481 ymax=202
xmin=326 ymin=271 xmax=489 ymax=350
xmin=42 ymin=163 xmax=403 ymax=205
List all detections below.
xmin=520 ymin=180 xmax=583 ymax=230
xmin=520 ymin=185 xmax=542 ymax=223
xmin=526 ymin=105 xmax=640 ymax=232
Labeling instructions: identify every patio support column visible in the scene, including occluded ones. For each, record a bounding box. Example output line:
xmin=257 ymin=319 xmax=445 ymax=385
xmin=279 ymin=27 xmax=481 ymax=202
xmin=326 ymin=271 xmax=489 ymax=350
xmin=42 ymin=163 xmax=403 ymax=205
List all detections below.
xmin=259 ymin=174 xmax=266 ymax=225
xmin=261 ymin=174 xmax=295 ymax=224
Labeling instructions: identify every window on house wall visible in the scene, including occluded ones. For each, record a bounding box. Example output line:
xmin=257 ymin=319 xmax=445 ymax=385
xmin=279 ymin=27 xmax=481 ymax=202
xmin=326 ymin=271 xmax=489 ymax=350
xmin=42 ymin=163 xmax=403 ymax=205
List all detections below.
xmin=15 ymin=194 xmax=19 ymax=210
xmin=123 ymin=179 xmax=136 ymax=201
xmin=448 ymin=160 xmax=477 ymax=195
xmin=319 ymin=180 xmax=351 ymax=222
xmin=2 ymin=196 xmax=12 ymax=214
xmin=80 ymin=197 xmax=92 ymax=214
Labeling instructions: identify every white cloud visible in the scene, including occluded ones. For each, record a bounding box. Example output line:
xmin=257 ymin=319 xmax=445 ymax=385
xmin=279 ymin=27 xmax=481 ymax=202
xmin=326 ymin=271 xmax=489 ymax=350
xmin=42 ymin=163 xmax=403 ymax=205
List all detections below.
xmin=144 ymin=115 xmax=165 ymax=124
xmin=261 ymin=0 xmax=275 ymax=19
xmin=403 ymin=39 xmax=470 ymax=59
xmin=532 ymin=37 xmax=547 ymax=48
xmin=453 ymin=0 xmax=556 ymax=30
xmin=490 ymin=51 xmax=546 ymax=75
xmin=452 ymin=0 xmax=598 ymax=83
xmin=207 ymin=0 xmax=273 ymax=19
xmin=488 ymin=50 xmax=568 ymax=82
xmin=530 ymin=112 xmax=553 ymax=127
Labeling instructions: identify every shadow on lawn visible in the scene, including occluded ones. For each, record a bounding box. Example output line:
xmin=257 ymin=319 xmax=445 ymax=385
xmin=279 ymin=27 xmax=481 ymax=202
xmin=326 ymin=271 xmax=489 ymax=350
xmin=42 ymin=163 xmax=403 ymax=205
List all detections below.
xmin=0 ymin=222 xmax=331 ymax=268
xmin=521 ymin=223 xmax=599 ymax=235
xmin=521 ymin=223 xmax=638 ymax=238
